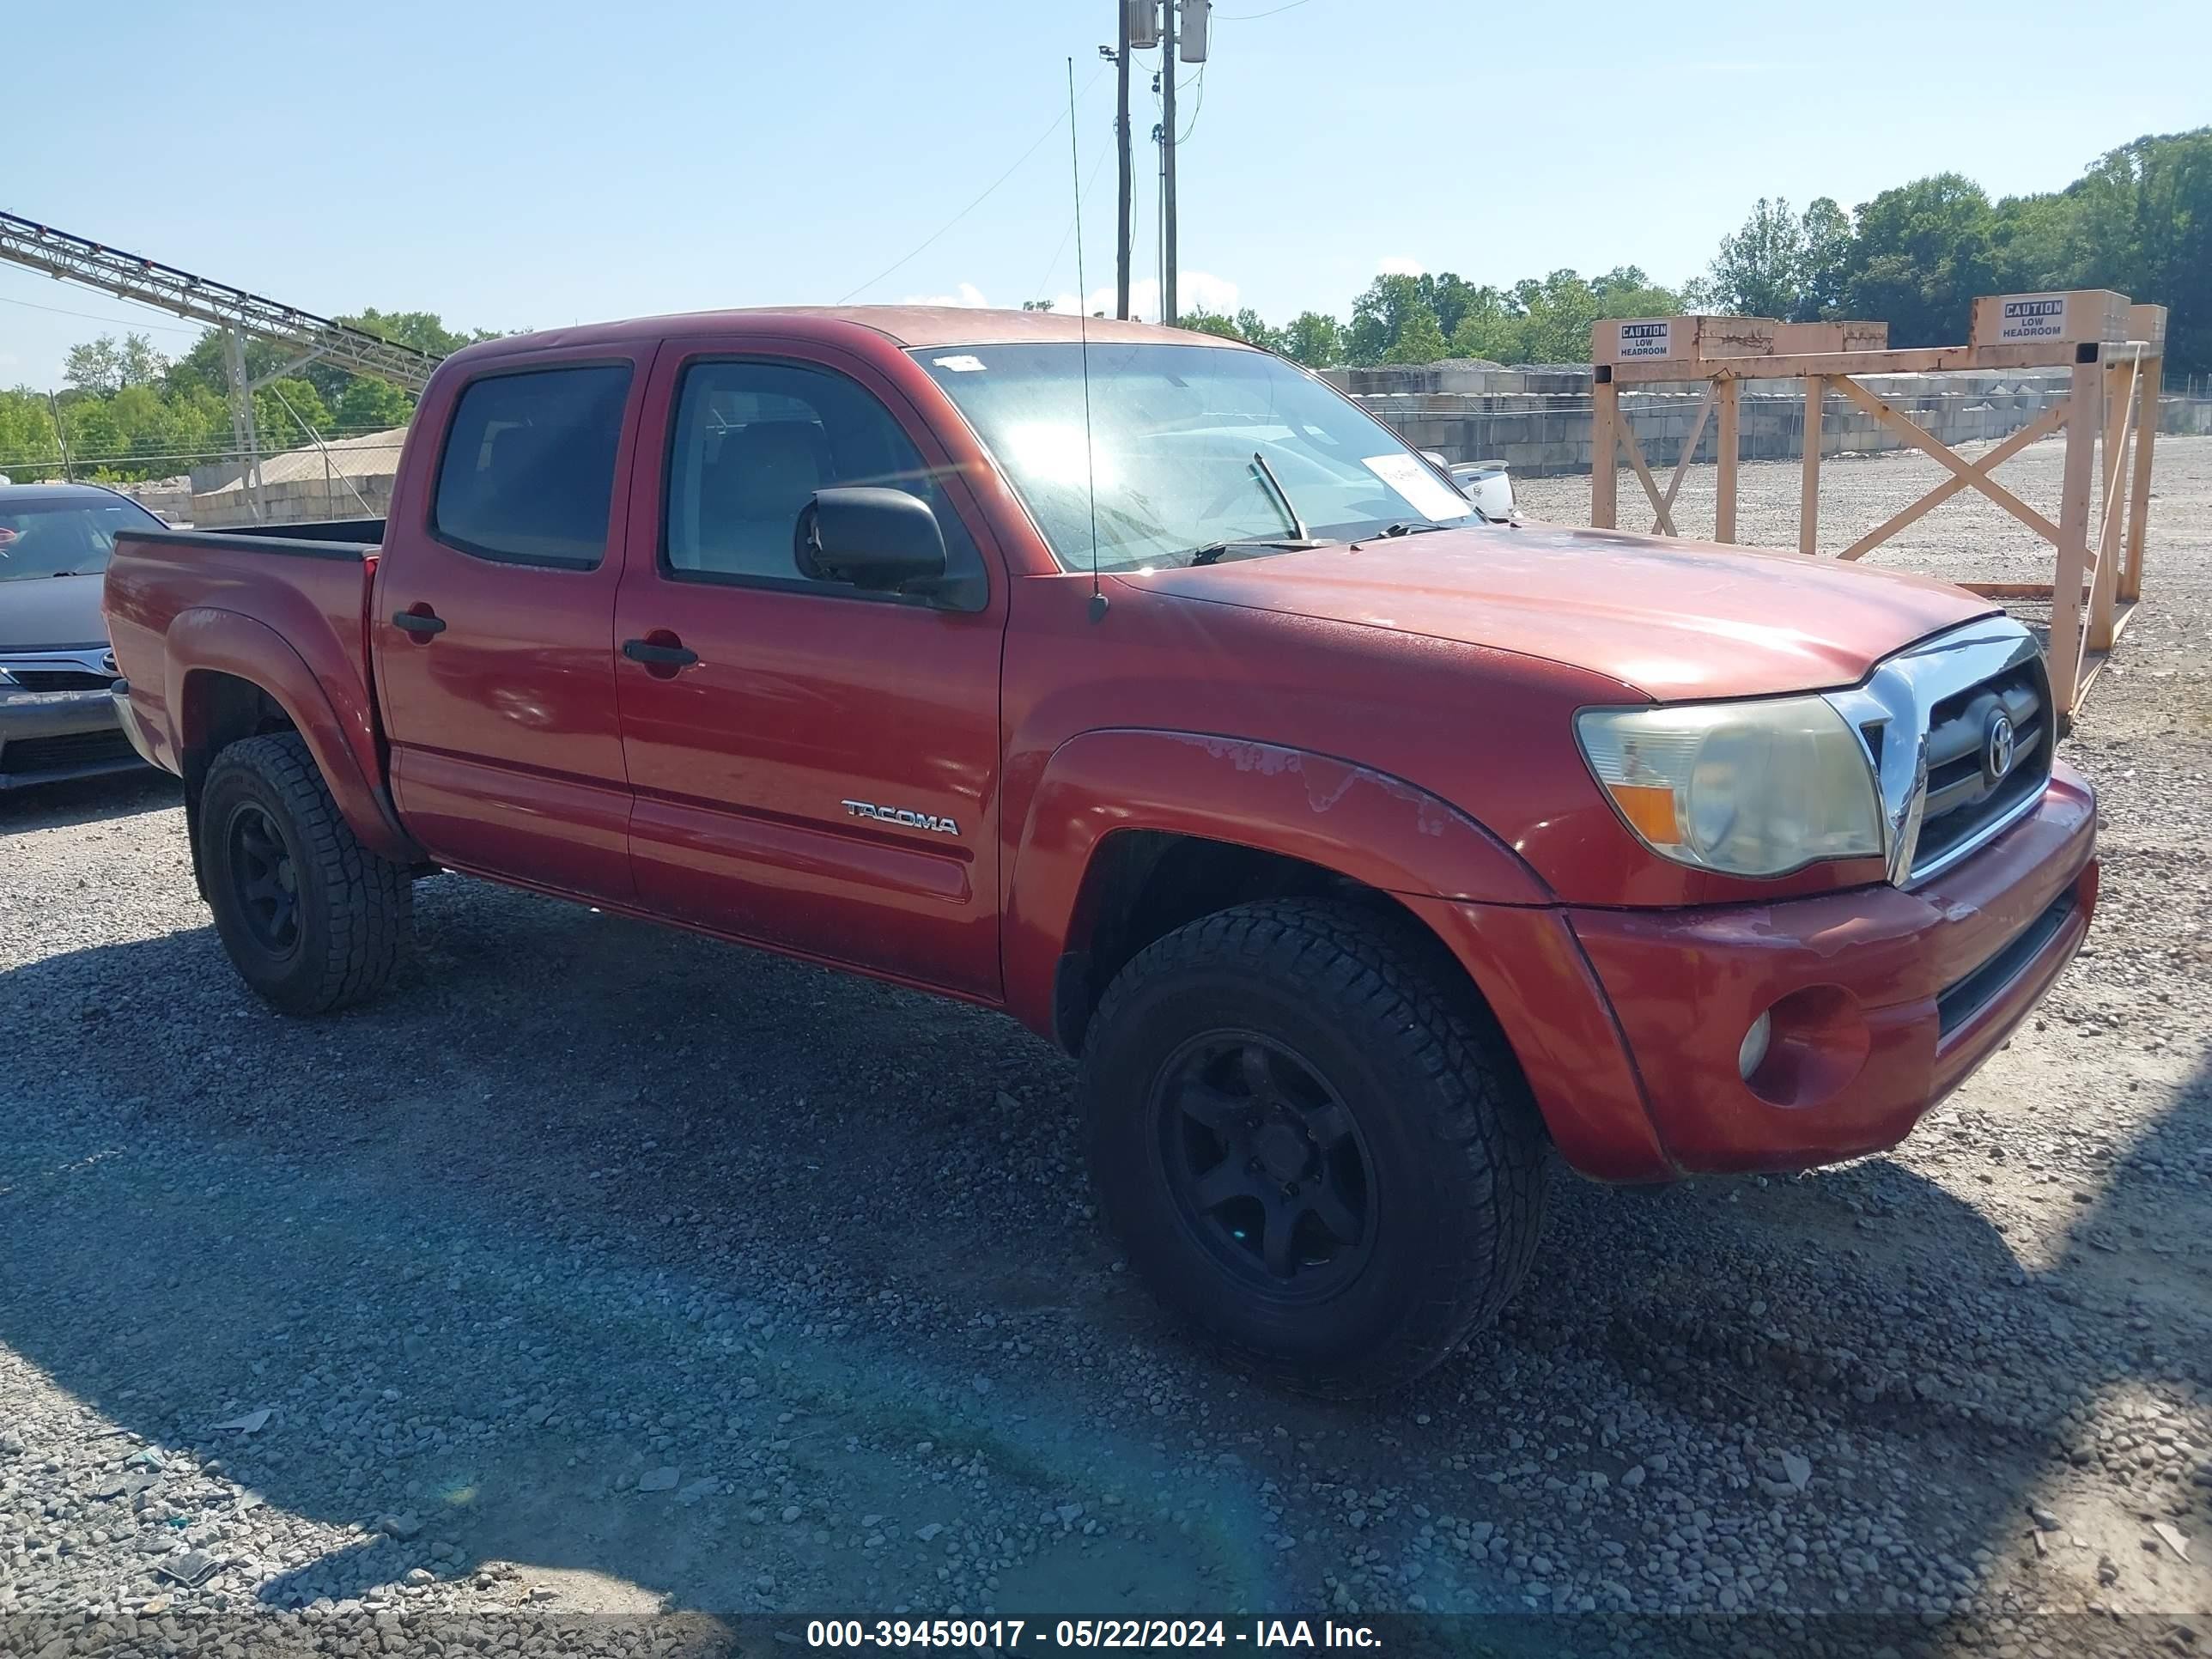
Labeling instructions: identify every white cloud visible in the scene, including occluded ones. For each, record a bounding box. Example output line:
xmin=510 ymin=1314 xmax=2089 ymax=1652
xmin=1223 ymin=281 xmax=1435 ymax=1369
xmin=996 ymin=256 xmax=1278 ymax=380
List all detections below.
xmin=898 ymin=282 xmax=989 ymax=308
xmin=1376 ymin=256 xmax=1425 ymax=276
xmin=1048 ymin=270 xmax=1240 ymax=324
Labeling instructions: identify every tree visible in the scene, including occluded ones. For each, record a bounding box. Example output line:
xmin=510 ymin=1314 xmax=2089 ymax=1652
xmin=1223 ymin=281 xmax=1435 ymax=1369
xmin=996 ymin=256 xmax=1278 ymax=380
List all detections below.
xmin=1382 ymin=304 xmax=1449 ymax=365
xmin=1798 ymin=198 xmax=1853 ymax=319
xmin=64 ymin=337 xmax=125 ymax=396
xmin=1176 ymin=307 xmax=1246 ymax=340
xmin=2130 ymin=129 xmax=2212 ymax=375
xmin=337 ymin=308 xmax=495 ymax=358
xmin=0 ymin=388 xmax=62 ymax=477
xmin=1840 ymin=173 xmax=1995 ymax=347
xmin=1418 ymin=273 xmax=1494 ymax=341
xmin=1707 ymin=198 xmax=1806 ymax=319
xmin=1231 ymin=308 xmax=1285 ymax=353
xmin=118 ymin=333 xmax=167 ymax=387
xmin=165 ymin=307 xmax=489 ymax=420
xmin=253 ymin=378 xmax=334 ymax=449
xmin=1345 ymin=273 xmax=1429 ymax=365
xmin=1497 ymin=269 xmax=1685 ymax=364
xmin=163 ymin=330 xmax=289 ymax=399
xmin=57 ymin=395 xmax=122 ymax=473
xmin=1444 ymin=287 xmax=1517 ymax=362
xmin=1279 ymin=311 xmax=1343 ymax=368
xmin=332 ymin=377 xmax=416 ymax=431
xmin=1020 ymin=299 xmax=1055 ymax=311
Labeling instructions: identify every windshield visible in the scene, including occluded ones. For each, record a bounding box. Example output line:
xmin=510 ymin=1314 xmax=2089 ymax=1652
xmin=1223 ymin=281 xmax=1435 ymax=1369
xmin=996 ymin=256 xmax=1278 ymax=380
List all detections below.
xmin=0 ymin=498 xmax=158 ymax=582
xmin=914 ymin=342 xmax=1472 ymax=571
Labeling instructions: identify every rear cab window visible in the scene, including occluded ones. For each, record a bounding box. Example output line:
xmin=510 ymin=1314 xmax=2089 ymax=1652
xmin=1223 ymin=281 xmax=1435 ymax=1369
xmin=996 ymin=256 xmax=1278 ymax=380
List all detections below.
xmin=433 ymin=365 xmax=633 ymax=568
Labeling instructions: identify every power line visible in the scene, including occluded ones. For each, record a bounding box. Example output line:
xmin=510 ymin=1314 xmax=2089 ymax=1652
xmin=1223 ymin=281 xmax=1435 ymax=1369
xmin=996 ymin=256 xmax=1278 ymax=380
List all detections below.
xmin=0 ymin=288 xmax=203 ymax=337
xmin=1216 ymin=0 xmax=1316 ymax=16
xmin=836 ymin=64 xmax=1109 ymax=305
xmin=1177 ymin=64 xmax=1207 ymax=145
xmin=1030 ymin=141 xmax=1115 ymax=309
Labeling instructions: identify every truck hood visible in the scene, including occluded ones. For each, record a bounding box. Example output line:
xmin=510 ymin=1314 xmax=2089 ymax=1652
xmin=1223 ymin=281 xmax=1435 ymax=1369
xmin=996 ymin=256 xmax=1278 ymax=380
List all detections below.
xmin=0 ymin=571 xmax=108 ymax=653
xmin=1134 ymin=521 xmax=1997 ymax=701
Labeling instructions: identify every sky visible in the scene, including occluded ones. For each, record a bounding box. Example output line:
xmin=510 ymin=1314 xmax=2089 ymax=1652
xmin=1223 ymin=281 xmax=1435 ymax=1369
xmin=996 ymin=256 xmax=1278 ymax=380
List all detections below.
xmin=3 ymin=0 xmax=2209 ymax=390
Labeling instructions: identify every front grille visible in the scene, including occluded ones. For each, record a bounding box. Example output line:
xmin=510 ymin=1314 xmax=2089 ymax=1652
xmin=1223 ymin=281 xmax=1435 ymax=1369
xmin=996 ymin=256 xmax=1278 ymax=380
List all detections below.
xmin=0 ymin=728 xmax=137 ymax=778
xmin=7 ymin=670 xmax=113 ymax=692
xmin=1911 ymin=656 xmax=2051 ymax=880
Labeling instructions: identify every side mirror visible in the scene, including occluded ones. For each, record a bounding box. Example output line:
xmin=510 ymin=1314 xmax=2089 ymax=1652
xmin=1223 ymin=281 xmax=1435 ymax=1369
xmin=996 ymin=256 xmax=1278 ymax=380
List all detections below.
xmin=799 ymin=487 xmax=948 ymax=593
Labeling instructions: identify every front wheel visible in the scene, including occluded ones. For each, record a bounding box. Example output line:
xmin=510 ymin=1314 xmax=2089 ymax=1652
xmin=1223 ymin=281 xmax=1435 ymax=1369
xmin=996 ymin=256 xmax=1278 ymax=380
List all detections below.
xmin=199 ymin=732 xmax=411 ymax=1015
xmin=1081 ymin=899 xmax=1546 ymax=1396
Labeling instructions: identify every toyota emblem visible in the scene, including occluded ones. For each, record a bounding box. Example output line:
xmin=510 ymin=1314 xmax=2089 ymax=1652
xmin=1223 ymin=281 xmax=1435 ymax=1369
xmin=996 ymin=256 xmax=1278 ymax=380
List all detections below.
xmin=1984 ymin=711 xmax=2016 ymax=783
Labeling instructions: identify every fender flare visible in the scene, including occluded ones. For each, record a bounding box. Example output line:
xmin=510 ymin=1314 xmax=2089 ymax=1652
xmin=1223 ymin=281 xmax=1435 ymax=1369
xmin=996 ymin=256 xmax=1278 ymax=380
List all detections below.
xmin=165 ymin=607 xmax=418 ymax=865
xmin=1000 ymin=727 xmax=1551 ymax=1040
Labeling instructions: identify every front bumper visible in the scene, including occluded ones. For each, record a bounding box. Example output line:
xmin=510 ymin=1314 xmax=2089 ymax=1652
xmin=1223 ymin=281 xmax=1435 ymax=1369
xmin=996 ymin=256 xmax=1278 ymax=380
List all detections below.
xmin=1414 ymin=764 xmax=2097 ymax=1181
xmin=0 ymin=684 xmax=143 ymax=789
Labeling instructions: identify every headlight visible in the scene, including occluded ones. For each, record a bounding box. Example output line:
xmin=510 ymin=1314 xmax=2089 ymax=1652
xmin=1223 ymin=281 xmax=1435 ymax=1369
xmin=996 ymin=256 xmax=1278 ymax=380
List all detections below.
xmin=1576 ymin=696 xmax=1884 ymax=877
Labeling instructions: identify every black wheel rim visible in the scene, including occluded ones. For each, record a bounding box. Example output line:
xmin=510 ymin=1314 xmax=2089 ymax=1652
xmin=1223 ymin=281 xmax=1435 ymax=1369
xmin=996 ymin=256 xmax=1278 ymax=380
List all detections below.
xmin=226 ymin=802 xmax=301 ymax=957
xmin=1150 ymin=1030 xmax=1377 ymax=1300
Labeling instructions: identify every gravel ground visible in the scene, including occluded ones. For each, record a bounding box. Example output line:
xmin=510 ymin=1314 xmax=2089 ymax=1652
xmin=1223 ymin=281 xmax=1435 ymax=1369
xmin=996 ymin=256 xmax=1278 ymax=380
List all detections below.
xmin=3 ymin=436 xmax=2209 ymax=1657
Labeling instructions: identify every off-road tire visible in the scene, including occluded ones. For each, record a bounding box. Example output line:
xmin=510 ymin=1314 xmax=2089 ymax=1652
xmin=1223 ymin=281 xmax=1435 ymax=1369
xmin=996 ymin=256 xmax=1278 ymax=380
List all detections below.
xmin=1081 ymin=898 xmax=1546 ymax=1396
xmin=199 ymin=732 xmax=410 ymax=1015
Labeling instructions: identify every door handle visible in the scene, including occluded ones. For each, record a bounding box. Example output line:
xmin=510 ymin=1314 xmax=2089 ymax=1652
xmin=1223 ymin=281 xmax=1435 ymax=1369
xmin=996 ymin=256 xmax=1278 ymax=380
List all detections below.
xmin=622 ymin=637 xmax=699 ymax=667
xmin=392 ymin=608 xmax=446 ymax=638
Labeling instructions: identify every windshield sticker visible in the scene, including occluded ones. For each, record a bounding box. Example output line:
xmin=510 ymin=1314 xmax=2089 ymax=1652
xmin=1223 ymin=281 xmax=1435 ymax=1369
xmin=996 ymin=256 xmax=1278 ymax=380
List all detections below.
xmin=1362 ymin=453 xmax=1474 ymax=523
xmin=932 ymin=355 xmax=988 ymax=373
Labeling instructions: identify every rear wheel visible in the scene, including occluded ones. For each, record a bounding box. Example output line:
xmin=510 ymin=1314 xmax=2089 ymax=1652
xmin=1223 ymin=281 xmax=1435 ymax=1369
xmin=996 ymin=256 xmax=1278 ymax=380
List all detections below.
xmin=1081 ymin=899 xmax=1546 ymax=1396
xmin=199 ymin=732 xmax=410 ymax=1014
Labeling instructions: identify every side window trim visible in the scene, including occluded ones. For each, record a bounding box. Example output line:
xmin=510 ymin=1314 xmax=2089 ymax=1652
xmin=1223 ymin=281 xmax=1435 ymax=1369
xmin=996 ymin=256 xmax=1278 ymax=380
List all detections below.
xmin=655 ymin=353 xmax=988 ymax=609
xmin=429 ymin=358 xmax=636 ymax=572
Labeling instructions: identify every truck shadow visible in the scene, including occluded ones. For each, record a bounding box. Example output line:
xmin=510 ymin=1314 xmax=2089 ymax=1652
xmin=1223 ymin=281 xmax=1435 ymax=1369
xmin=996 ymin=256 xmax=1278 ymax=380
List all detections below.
xmin=0 ymin=874 xmax=2205 ymax=1644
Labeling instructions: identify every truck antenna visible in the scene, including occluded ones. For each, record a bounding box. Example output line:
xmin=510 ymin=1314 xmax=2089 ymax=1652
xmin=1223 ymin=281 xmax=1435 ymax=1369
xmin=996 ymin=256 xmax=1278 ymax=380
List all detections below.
xmin=1068 ymin=56 xmax=1106 ymax=623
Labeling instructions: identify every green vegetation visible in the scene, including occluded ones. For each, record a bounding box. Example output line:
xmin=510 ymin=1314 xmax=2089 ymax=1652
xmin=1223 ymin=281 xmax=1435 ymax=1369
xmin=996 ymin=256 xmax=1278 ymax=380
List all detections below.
xmin=1176 ymin=126 xmax=2210 ymax=375
xmin=0 ymin=310 xmax=495 ymax=483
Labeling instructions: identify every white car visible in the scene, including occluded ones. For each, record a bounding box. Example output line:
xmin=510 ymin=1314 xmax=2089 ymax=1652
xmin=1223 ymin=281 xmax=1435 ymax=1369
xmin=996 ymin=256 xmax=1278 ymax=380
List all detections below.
xmin=1419 ymin=452 xmax=1515 ymax=522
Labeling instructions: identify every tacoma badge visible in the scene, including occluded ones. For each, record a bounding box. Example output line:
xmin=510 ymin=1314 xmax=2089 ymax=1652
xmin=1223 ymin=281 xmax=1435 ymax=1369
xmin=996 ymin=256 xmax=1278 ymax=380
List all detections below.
xmin=842 ymin=799 xmax=962 ymax=836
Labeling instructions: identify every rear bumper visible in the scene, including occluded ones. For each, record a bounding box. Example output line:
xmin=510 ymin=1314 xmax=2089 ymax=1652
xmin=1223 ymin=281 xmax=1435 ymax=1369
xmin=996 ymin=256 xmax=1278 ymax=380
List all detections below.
xmin=111 ymin=680 xmax=168 ymax=771
xmin=1414 ymin=764 xmax=2097 ymax=1182
xmin=0 ymin=685 xmax=143 ymax=789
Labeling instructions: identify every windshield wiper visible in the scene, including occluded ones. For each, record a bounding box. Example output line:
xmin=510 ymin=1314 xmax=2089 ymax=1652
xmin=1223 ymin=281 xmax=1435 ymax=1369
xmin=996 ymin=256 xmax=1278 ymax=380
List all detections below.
xmin=1187 ymin=538 xmax=1329 ymax=567
xmin=1362 ymin=521 xmax=1452 ymax=541
xmin=1248 ymin=450 xmax=1308 ymax=541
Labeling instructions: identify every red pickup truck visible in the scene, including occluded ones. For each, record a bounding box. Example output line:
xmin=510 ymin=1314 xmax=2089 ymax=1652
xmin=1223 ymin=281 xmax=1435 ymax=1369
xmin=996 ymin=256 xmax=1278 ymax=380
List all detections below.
xmin=105 ymin=307 xmax=2096 ymax=1394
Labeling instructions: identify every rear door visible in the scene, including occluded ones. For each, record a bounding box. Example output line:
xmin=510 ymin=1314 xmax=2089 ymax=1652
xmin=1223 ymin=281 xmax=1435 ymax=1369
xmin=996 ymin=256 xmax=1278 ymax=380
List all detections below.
xmin=610 ymin=337 xmax=1008 ymax=996
xmin=372 ymin=353 xmax=650 ymax=900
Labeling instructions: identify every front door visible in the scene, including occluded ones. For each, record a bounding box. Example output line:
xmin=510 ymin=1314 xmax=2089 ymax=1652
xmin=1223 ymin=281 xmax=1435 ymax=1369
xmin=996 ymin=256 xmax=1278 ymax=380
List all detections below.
xmin=373 ymin=355 xmax=649 ymax=901
xmin=611 ymin=342 xmax=1007 ymax=996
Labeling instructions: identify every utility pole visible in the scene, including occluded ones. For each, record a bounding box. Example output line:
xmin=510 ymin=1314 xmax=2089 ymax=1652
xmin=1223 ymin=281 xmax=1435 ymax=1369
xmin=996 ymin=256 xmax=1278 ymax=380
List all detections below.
xmin=1159 ymin=0 xmax=1177 ymax=327
xmin=1114 ymin=6 xmax=1133 ymax=319
xmin=46 ymin=389 xmax=73 ymax=482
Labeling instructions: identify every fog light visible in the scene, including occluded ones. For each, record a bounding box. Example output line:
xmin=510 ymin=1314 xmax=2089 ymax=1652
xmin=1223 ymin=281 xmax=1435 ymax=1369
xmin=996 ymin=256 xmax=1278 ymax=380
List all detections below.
xmin=1738 ymin=1011 xmax=1772 ymax=1081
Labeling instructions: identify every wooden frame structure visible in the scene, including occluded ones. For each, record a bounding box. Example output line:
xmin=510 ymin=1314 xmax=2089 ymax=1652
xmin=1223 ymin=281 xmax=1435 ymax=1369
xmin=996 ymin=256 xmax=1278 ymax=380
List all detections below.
xmin=1589 ymin=294 xmax=2166 ymax=718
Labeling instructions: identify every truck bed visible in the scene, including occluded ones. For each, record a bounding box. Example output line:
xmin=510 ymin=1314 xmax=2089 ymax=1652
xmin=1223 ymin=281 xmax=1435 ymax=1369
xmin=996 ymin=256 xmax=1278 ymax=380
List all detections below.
xmin=216 ymin=517 xmax=388 ymax=544
xmin=103 ymin=523 xmax=386 ymax=793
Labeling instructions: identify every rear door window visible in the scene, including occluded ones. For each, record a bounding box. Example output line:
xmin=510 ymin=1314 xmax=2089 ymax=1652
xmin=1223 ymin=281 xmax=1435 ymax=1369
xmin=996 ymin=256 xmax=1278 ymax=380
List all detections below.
xmin=433 ymin=364 xmax=632 ymax=568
